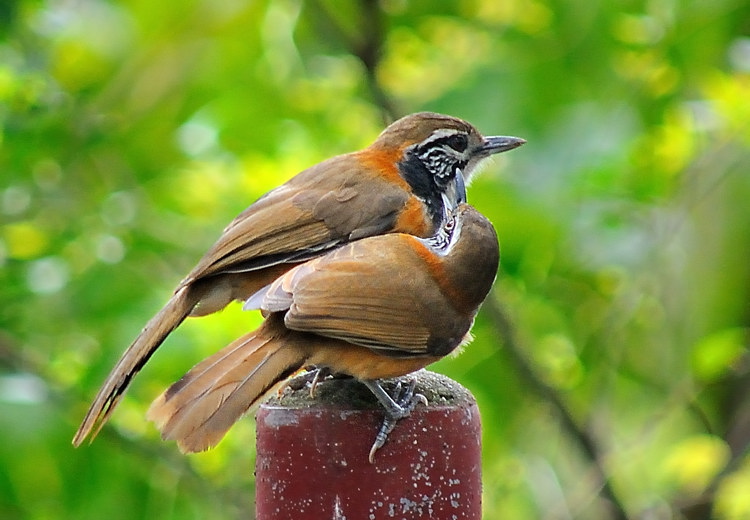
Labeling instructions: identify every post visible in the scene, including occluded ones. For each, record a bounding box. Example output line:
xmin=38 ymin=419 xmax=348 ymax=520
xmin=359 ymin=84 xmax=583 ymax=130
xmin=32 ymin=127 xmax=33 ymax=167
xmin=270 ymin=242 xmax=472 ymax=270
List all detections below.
xmin=255 ymin=370 xmax=482 ymax=519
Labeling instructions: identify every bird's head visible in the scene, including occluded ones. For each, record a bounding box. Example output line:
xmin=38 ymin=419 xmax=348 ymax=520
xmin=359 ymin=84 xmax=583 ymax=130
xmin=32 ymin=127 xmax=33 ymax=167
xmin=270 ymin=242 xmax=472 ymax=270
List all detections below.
xmin=371 ymin=112 xmax=525 ymax=227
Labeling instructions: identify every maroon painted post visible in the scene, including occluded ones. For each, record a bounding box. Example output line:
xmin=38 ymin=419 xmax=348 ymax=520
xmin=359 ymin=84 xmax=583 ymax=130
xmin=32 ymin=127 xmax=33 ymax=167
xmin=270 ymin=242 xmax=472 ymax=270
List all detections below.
xmin=255 ymin=370 xmax=482 ymax=519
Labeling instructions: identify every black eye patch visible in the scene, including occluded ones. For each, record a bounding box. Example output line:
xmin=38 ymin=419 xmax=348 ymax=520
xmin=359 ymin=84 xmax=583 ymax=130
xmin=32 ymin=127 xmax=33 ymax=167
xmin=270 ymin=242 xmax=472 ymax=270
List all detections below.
xmin=443 ymin=133 xmax=468 ymax=152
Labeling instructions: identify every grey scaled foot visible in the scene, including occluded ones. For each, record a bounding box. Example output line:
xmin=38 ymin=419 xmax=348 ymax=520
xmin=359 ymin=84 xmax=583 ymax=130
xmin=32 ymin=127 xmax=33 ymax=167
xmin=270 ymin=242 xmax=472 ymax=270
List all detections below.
xmin=363 ymin=379 xmax=428 ymax=463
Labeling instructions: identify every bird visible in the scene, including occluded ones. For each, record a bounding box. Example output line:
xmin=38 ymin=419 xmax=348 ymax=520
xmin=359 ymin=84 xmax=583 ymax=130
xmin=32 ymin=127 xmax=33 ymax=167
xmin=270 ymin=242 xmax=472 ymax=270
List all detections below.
xmin=146 ymin=203 xmax=500 ymax=458
xmin=72 ymin=111 xmax=525 ymax=447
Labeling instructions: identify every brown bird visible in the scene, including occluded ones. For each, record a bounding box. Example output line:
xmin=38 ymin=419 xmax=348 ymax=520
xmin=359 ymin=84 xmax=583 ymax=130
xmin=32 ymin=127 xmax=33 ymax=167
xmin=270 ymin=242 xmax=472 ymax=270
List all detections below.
xmin=146 ymin=203 xmax=500 ymax=458
xmin=73 ymin=112 xmax=524 ymax=447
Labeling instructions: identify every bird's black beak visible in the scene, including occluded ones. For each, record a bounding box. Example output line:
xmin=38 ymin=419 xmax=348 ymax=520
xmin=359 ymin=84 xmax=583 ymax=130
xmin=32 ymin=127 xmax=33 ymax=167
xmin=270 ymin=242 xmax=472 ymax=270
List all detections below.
xmin=442 ymin=170 xmax=467 ymax=212
xmin=455 ymin=170 xmax=467 ymax=204
xmin=479 ymin=135 xmax=526 ymax=156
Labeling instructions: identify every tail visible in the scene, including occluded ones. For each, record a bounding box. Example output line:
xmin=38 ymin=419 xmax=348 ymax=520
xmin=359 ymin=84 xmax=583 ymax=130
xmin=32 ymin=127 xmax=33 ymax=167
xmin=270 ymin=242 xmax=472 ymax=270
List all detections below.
xmin=73 ymin=286 xmax=201 ymax=447
xmin=146 ymin=318 xmax=307 ymax=453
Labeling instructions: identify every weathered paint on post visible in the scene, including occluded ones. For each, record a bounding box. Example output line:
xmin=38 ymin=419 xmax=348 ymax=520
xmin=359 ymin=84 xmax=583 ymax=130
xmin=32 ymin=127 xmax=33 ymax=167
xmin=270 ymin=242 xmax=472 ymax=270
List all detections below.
xmin=255 ymin=370 xmax=482 ymax=519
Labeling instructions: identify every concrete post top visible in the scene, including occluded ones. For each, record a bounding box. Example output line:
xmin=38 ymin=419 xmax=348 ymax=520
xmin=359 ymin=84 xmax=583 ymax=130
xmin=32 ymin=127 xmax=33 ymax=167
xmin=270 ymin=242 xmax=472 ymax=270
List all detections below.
xmin=262 ymin=369 xmax=476 ymax=411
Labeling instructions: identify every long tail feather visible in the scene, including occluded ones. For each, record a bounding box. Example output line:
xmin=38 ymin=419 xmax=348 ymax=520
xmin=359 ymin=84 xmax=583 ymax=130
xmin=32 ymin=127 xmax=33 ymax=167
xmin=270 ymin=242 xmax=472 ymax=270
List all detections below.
xmin=147 ymin=320 xmax=307 ymax=453
xmin=72 ymin=286 xmax=201 ymax=446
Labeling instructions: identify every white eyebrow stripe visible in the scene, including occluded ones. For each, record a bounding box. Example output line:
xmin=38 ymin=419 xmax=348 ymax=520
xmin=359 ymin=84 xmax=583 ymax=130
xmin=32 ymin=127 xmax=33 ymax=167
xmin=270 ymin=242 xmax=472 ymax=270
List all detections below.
xmin=420 ymin=128 xmax=464 ymax=146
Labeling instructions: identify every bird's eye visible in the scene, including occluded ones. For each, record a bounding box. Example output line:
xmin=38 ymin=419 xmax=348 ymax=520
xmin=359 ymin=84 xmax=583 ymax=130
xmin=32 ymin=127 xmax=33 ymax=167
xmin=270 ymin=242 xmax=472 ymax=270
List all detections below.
xmin=444 ymin=134 xmax=468 ymax=153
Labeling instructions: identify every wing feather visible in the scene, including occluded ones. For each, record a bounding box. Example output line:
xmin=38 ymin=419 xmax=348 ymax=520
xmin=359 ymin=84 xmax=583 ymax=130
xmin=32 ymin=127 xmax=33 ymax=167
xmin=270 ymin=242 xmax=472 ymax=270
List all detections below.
xmin=181 ymin=156 xmax=410 ymax=285
xmin=253 ymin=236 xmax=437 ymax=354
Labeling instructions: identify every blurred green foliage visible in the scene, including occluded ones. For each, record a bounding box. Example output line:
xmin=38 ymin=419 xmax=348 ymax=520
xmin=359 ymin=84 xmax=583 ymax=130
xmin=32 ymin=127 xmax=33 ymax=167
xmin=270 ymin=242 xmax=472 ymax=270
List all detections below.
xmin=2 ymin=0 xmax=750 ymax=518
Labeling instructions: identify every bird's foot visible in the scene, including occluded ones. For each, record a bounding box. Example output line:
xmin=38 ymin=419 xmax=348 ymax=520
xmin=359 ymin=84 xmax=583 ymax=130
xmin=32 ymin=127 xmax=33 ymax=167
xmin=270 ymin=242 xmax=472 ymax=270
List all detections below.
xmin=365 ymin=379 xmax=428 ymax=463
xmin=307 ymin=367 xmax=333 ymax=397
xmin=284 ymin=367 xmax=340 ymax=397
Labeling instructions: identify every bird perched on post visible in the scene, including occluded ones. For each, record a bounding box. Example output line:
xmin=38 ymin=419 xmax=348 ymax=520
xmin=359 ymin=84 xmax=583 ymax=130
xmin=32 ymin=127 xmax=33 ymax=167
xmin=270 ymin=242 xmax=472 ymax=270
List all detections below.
xmin=73 ymin=112 xmax=524 ymax=448
xmin=147 ymin=203 xmax=500 ymax=459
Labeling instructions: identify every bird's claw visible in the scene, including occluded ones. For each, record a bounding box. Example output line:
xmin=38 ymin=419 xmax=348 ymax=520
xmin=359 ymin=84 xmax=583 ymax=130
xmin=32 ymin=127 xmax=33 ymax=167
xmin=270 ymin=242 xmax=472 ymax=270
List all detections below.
xmin=283 ymin=367 xmax=332 ymax=397
xmin=368 ymin=379 xmax=427 ymax=463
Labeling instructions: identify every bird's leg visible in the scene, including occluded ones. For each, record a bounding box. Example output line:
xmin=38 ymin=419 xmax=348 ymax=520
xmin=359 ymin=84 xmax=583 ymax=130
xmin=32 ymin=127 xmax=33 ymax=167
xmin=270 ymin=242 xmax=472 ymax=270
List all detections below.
xmin=282 ymin=367 xmax=315 ymax=392
xmin=363 ymin=379 xmax=428 ymax=463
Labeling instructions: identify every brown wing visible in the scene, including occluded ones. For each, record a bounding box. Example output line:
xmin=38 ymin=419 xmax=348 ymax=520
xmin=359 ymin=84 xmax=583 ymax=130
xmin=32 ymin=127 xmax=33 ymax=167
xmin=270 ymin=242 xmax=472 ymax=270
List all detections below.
xmin=181 ymin=154 xmax=410 ymax=286
xmin=250 ymin=234 xmax=468 ymax=356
